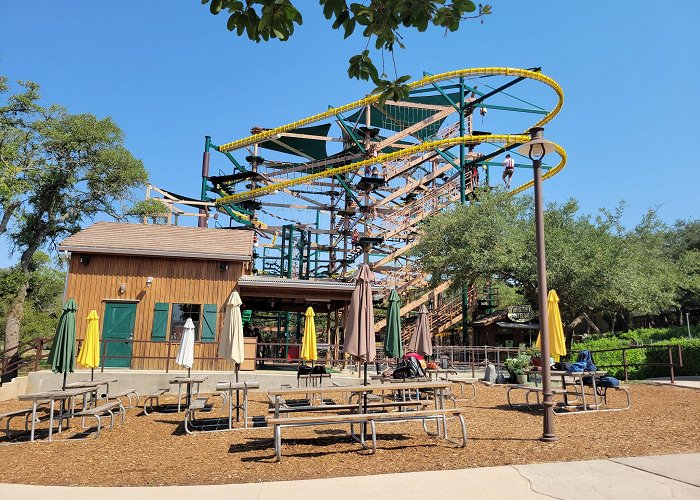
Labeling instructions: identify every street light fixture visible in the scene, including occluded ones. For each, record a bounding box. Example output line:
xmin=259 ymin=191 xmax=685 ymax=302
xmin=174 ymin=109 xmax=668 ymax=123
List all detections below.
xmin=517 ymin=126 xmax=558 ymax=442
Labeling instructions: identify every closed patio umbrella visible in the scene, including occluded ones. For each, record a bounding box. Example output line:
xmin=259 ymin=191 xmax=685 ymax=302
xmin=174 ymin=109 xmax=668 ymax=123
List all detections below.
xmin=536 ymin=289 xmax=567 ymax=362
xmin=48 ymin=298 xmax=78 ymax=390
xmin=219 ymin=290 xmax=244 ymax=381
xmin=76 ymin=309 xmax=101 ymax=381
xmin=343 ymin=264 xmax=376 ymax=421
xmin=384 ymin=289 xmax=403 ymax=361
xmin=175 ymin=317 xmax=196 ymax=376
xmin=408 ymin=304 xmax=432 ymax=357
xmin=301 ymin=306 xmax=318 ymax=363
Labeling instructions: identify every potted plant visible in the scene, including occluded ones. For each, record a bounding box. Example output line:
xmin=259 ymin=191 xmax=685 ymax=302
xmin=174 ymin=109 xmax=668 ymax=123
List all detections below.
xmin=504 ymin=353 xmax=532 ymax=384
xmin=525 ymin=347 xmax=542 ymax=368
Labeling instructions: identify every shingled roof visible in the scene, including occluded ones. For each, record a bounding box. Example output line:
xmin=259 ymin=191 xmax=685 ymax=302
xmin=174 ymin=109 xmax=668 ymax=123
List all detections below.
xmin=59 ymin=222 xmax=253 ymax=261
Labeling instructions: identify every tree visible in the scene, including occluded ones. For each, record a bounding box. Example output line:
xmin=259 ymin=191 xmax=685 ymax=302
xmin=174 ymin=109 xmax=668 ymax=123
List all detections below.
xmin=416 ymin=191 xmax=684 ymax=339
xmin=0 ymin=77 xmax=148 ymax=379
xmin=0 ymin=252 xmax=64 ymax=345
xmin=200 ymin=0 xmax=491 ymax=101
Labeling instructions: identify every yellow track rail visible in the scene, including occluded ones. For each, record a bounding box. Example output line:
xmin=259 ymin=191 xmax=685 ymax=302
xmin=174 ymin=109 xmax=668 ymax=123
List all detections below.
xmin=216 ymin=67 xmax=565 ymax=205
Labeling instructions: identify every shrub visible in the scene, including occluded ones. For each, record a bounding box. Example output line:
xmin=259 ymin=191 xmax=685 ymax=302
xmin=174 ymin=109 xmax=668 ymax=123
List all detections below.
xmin=645 ymin=338 xmax=700 ymax=378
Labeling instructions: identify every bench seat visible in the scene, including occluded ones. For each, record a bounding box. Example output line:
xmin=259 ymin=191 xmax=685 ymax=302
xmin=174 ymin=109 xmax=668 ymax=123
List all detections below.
xmin=73 ymin=401 xmax=125 ymax=438
xmin=184 ymin=396 xmax=210 ymax=434
xmin=268 ymin=407 xmax=467 ymax=461
xmin=142 ymin=389 xmax=169 ymax=415
xmin=107 ymin=389 xmax=139 ymax=408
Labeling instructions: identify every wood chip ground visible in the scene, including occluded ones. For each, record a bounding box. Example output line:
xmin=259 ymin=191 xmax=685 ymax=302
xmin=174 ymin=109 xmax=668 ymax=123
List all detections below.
xmin=0 ymin=383 xmax=698 ymax=486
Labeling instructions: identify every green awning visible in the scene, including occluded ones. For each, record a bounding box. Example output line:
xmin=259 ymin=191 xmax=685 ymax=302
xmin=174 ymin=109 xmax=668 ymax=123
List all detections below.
xmin=259 ymin=123 xmax=332 ymax=160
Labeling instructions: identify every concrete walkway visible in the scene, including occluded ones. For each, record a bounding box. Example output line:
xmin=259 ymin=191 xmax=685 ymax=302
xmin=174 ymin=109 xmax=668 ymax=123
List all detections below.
xmin=2 ymin=453 xmax=698 ymax=500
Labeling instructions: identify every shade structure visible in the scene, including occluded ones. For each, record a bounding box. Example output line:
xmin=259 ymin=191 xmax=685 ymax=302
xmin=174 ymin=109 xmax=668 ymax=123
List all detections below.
xmin=342 ymin=264 xmax=376 ymax=363
xmin=76 ymin=309 xmax=100 ymax=369
xmin=301 ymin=306 xmax=318 ymax=362
xmin=384 ymin=289 xmax=403 ymax=359
xmin=536 ymin=289 xmax=567 ymax=362
xmin=408 ymin=304 xmax=432 ymax=357
xmin=219 ymin=290 xmax=244 ymax=365
xmin=47 ymin=298 xmax=78 ymax=389
xmin=175 ymin=318 xmax=195 ymax=369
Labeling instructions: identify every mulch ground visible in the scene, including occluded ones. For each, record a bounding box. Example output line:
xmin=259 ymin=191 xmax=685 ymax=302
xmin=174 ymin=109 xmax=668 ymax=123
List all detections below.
xmin=0 ymin=382 xmax=698 ymax=486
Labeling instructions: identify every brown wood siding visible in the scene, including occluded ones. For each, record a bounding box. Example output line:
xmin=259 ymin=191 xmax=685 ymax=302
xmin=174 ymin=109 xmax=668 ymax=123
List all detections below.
xmin=66 ymin=254 xmax=248 ymax=371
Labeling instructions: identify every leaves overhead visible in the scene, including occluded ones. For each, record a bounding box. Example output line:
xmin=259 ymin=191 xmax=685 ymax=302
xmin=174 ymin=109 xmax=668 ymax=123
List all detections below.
xmin=200 ymin=1 xmax=491 ymax=101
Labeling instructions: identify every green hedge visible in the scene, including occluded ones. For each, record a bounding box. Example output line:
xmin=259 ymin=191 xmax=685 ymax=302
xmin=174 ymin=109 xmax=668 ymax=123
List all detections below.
xmin=572 ymin=327 xmax=700 ymax=379
xmin=644 ymin=338 xmax=700 ymax=378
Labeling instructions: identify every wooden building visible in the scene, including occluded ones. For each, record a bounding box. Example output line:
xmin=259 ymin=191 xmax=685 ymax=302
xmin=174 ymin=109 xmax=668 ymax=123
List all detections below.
xmin=59 ymin=222 xmax=255 ymax=371
xmin=470 ymin=310 xmax=540 ymax=347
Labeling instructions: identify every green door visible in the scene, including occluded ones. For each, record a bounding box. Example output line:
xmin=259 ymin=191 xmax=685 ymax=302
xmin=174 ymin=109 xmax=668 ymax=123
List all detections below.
xmin=102 ymin=302 xmax=137 ymax=368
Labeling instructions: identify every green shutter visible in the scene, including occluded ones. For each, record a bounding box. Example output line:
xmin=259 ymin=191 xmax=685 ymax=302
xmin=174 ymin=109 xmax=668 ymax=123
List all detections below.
xmin=201 ymin=303 xmax=217 ymax=343
xmin=151 ymin=302 xmax=169 ymax=342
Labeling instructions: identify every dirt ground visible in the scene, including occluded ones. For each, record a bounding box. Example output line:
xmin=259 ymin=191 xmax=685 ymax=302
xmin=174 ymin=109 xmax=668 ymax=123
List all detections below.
xmin=0 ymin=382 xmax=698 ymax=487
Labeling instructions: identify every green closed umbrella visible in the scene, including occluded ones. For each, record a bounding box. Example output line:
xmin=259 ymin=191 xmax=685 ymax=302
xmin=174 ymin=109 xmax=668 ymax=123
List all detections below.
xmin=384 ymin=289 xmax=403 ymax=360
xmin=48 ymin=298 xmax=78 ymax=390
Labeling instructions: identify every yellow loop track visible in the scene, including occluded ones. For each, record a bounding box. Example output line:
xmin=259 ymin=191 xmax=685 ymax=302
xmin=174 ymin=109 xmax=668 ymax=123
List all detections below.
xmin=216 ymin=67 xmax=565 ymax=206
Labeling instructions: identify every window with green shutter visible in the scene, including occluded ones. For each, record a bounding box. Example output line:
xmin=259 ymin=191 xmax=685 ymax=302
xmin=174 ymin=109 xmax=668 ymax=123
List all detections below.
xmin=201 ymin=303 xmax=217 ymax=343
xmin=151 ymin=302 xmax=169 ymax=342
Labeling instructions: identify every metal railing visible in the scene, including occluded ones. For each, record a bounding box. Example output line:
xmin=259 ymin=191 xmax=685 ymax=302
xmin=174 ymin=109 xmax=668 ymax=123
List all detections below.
xmin=0 ymin=337 xmax=52 ymax=385
xmin=577 ymin=344 xmax=683 ymax=383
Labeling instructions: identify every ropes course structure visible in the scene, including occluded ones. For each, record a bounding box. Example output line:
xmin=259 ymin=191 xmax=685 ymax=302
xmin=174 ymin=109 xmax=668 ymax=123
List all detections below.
xmin=148 ymin=67 xmax=566 ymax=343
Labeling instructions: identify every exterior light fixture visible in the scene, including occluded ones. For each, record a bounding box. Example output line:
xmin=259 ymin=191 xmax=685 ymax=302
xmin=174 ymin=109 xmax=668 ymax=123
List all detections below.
xmin=146 ymin=277 xmax=154 ymax=287
xmin=220 ymin=262 xmax=230 ymax=272
xmin=118 ymin=283 xmax=127 ymax=294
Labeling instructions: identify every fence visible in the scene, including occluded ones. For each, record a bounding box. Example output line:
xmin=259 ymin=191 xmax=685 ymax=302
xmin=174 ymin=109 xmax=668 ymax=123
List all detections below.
xmin=0 ymin=337 xmax=52 ymax=385
xmin=576 ymin=344 xmax=683 ymax=383
xmin=1 ymin=338 xmax=686 ymax=384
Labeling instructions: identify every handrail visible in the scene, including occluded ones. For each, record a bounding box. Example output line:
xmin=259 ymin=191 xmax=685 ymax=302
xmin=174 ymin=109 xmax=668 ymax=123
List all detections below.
xmin=0 ymin=337 xmax=52 ymax=385
xmin=572 ymin=344 xmax=684 ymax=383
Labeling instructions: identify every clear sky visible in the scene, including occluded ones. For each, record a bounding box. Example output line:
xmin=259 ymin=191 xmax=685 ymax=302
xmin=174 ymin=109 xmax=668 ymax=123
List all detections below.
xmin=1 ymin=1 xmax=699 ymax=265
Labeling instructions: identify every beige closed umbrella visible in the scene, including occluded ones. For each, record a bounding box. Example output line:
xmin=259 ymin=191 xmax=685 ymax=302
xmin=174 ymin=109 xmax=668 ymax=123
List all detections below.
xmin=343 ymin=264 xmax=376 ymax=365
xmin=408 ymin=304 xmax=432 ymax=357
xmin=219 ymin=290 xmax=245 ymax=380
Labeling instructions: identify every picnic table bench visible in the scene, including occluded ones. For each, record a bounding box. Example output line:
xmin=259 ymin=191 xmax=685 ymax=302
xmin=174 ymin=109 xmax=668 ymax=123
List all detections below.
xmin=106 ymin=388 xmax=139 ymax=408
xmin=0 ymin=407 xmax=49 ymax=437
xmin=268 ymin=407 xmax=468 ymax=461
xmin=72 ymin=401 xmax=125 ymax=439
xmin=142 ymin=388 xmax=169 ymax=415
xmin=184 ymin=396 xmax=211 ymax=434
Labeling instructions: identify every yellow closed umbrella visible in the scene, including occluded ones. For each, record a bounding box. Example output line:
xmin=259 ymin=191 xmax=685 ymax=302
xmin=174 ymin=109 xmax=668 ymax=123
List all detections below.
xmin=300 ymin=306 xmax=318 ymax=362
xmin=536 ymin=290 xmax=567 ymax=362
xmin=77 ymin=309 xmax=101 ymax=380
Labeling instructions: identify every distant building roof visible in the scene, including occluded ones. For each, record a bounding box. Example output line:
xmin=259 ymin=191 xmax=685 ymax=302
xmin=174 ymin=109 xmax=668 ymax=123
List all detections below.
xmin=59 ymin=222 xmax=253 ymax=261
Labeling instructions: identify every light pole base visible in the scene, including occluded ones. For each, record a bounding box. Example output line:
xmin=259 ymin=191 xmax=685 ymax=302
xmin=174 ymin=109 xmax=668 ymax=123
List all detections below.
xmin=539 ymin=434 xmax=559 ymax=443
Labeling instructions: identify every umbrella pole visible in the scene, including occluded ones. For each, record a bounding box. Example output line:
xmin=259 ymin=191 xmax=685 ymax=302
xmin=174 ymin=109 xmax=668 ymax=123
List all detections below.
xmin=90 ymin=367 xmax=94 ymax=382
xmin=62 ymin=371 xmax=68 ymax=391
xmin=235 ymin=364 xmax=240 ymax=422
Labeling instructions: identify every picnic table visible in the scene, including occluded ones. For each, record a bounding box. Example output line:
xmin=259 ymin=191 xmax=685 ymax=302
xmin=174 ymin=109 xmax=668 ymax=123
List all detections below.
xmin=215 ymin=381 xmax=261 ymax=430
xmin=169 ymin=376 xmax=208 ymax=412
xmin=514 ymin=369 xmax=631 ymax=413
xmin=64 ymin=378 xmax=118 ymax=403
xmin=17 ymin=387 xmax=96 ymax=441
xmin=267 ymin=380 xmax=464 ymax=460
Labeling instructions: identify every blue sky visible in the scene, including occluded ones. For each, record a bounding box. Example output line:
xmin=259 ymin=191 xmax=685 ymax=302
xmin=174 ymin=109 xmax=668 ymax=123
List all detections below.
xmin=1 ymin=1 xmax=699 ymax=265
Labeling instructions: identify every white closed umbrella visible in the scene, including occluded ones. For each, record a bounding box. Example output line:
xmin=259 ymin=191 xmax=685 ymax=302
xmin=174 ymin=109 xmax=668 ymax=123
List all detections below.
xmin=176 ymin=317 xmax=196 ymax=374
xmin=219 ymin=290 xmax=244 ymax=380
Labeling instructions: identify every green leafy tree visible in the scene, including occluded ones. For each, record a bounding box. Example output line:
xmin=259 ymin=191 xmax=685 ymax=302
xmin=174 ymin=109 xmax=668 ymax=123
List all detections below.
xmin=200 ymin=0 xmax=491 ymax=100
xmin=416 ymin=191 xmax=684 ymax=342
xmin=0 ymin=252 xmax=64 ymax=345
xmin=0 ymin=77 xmax=148 ymax=379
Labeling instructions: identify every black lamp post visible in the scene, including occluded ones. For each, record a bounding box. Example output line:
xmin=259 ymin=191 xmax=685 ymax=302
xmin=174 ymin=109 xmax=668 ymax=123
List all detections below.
xmin=518 ymin=126 xmax=558 ymax=442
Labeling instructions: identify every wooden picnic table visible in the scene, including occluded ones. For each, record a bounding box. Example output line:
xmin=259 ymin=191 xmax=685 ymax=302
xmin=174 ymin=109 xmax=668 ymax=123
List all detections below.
xmin=64 ymin=378 xmax=118 ymax=403
xmin=18 ymin=387 xmax=96 ymax=442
